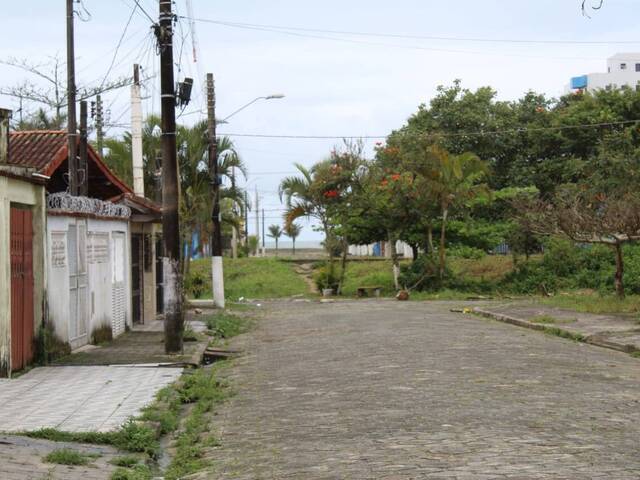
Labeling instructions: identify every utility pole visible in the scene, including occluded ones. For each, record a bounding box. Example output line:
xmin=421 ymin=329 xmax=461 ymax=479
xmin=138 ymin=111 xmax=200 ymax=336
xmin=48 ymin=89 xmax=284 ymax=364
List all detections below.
xmin=95 ymin=95 xmax=104 ymax=157
xmin=244 ymin=190 xmax=249 ymax=246
xmin=231 ymin=167 xmax=238 ymax=259
xmin=78 ymin=101 xmax=88 ymax=196
xmin=207 ymin=73 xmax=225 ymax=308
xmin=66 ymin=0 xmax=78 ymax=195
xmin=131 ymin=64 xmax=145 ymax=197
xmin=156 ymin=0 xmax=183 ymax=353
xmin=262 ymin=208 xmax=266 ymax=255
xmin=154 ymin=150 xmax=162 ymax=203
xmin=255 ymin=186 xmax=260 ymax=257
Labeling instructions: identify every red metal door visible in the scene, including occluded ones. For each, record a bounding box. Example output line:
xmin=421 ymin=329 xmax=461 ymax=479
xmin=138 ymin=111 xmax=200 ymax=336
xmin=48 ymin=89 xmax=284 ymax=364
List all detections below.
xmin=10 ymin=207 xmax=34 ymax=373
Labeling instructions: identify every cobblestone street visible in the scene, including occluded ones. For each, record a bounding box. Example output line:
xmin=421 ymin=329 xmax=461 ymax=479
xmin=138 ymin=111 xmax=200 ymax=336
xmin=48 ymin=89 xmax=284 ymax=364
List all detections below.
xmin=206 ymin=300 xmax=640 ymax=479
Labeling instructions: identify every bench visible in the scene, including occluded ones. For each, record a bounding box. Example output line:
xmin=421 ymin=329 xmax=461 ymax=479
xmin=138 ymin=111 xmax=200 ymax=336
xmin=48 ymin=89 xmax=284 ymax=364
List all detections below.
xmin=356 ymin=286 xmax=382 ymax=298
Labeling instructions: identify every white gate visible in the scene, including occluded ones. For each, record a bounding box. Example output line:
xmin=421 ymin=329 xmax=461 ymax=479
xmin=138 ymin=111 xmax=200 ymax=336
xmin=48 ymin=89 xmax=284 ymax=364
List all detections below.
xmin=68 ymin=221 xmax=88 ymax=347
xmin=111 ymin=232 xmax=126 ymax=337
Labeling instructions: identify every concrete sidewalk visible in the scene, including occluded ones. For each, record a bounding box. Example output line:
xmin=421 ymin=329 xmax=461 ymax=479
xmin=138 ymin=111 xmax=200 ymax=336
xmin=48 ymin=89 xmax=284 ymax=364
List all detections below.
xmin=0 ymin=366 xmax=181 ymax=432
xmin=474 ymin=301 xmax=640 ymax=354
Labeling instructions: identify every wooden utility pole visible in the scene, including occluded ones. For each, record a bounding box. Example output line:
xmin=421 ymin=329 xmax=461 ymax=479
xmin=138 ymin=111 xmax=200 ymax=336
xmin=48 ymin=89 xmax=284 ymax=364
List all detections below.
xmin=66 ymin=0 xmax=78 ymax=195
xmin=244 ymin=190 xmax=249 ymax=246
xmin=156 ymin=0 xmax=183 ymax=353
xmin=207 ymin=73 xmax=225 ymax=308
xmin=262 ymin=208 xmax=266 ymax=254
xmin=78 ymin=100 xmax=88 ymax=196
xmin=231 ymin=167 xmax=238 ymax=259
xmin=95 ymin=94 xmax=104 ymax=157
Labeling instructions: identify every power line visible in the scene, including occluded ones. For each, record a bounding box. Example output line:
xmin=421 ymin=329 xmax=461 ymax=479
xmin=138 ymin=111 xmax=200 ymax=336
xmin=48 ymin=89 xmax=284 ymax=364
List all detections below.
xmin=180 ymin=16 xmax=640 ymax=46
xmin=219 ymin=119 xmax=640 ymax=141
xmin=99 ymin=3 xmax=138 ymax=90
xmin=132 ymin=0 xmax=156 ymax=25
xmin=185 ymin=19 xmax=601 ymax=61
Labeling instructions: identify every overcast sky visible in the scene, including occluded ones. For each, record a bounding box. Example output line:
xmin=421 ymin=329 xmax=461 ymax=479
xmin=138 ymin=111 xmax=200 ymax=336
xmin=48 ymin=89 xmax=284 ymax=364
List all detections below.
xmin=2 ymin=0 xmax=639 ymax=241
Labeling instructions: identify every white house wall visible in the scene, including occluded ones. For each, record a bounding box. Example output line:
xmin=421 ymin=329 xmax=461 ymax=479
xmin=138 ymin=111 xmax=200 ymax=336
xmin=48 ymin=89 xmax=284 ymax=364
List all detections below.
xmin=46 ymin=215 xmax=131 ymax=350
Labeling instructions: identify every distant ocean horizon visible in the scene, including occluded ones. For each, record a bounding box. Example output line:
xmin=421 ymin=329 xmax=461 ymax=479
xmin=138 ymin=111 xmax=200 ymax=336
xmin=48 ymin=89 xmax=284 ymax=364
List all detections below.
xmin=263 ymin=240 xmax=323 ymax=249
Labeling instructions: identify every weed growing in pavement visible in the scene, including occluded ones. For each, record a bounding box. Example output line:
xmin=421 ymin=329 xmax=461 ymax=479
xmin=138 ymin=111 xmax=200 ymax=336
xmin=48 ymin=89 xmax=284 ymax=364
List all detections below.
xmin=163 ymin=364 xmax=230 ymax=480
xmin=44 ymin=448 xmax=98 ymax=466
xmin=204 ymin=311 xmax=252 ymax=340
xmin=27 ymin=421 xmax=158 ymax=457
xmin=542 ymin=326 xmax=585 ymax=342
xmin=530 ymin=315 xmax=577 ymax=325
xmin=109 ymin=455 xmax=143 ymax=468
xmin=110 ymin=464 xmax=153 ymax=480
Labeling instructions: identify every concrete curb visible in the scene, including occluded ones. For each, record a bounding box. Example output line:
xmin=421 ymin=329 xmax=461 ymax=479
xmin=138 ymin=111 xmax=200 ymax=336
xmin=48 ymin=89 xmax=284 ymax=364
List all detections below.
xmin=472 ymin=307 xmax=639 ymax=355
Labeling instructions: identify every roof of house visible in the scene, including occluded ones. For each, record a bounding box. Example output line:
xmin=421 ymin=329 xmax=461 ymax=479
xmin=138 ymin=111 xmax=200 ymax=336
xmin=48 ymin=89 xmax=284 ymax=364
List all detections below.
xmin=108 ymin=192 xmax=162 ymax=216
xmin=8 ymin=130 xmax=133 ymax=199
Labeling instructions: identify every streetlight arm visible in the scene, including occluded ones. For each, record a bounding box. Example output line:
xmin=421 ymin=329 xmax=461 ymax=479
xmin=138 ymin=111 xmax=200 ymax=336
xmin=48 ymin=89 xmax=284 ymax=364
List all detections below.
xmin=222 ymin=94 xmax=285 ymax=122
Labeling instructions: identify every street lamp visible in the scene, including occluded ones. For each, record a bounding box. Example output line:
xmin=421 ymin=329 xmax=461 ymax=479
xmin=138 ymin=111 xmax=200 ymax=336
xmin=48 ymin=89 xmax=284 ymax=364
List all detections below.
xmin=221 ymin=94 xmax=285 ymax=122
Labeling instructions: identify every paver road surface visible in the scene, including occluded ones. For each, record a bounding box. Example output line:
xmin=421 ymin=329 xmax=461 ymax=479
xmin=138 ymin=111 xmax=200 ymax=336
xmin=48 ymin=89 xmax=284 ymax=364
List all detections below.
xmin=206 ymin=300 xmax=640 ymax=479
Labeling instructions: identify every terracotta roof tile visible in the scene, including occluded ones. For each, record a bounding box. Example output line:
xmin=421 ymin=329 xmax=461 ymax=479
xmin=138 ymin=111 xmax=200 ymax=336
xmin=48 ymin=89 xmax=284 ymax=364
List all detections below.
xmin=8 ymin=130 xmax=67 ymax=173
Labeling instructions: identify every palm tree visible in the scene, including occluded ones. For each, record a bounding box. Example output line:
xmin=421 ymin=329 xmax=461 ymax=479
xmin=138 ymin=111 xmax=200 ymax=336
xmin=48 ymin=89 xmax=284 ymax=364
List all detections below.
xmin=176 ymin=120 xmax=247 ymax=271
xmin=426 ymin=146 xmax=489 ymax=277
xmin=285 ymin=222 xmax=302 ymax=255
xmin=267 ymin=225 xmax=283 ymax=255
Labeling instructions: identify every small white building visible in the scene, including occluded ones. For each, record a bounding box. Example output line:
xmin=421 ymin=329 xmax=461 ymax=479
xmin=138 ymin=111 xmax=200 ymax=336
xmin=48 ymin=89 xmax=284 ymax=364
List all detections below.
xmin=568 ymin=53 xmax=640 ymax=92
xmin=46 ymin=196 xmax=132 ymax=349
xmin=8 ymin=130 xmax=162 ymax=352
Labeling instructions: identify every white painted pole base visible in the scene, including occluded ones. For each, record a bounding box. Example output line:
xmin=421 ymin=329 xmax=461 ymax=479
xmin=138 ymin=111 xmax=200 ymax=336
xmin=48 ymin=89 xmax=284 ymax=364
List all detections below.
xmin=212 ymin=256 xmax=225 ymax=309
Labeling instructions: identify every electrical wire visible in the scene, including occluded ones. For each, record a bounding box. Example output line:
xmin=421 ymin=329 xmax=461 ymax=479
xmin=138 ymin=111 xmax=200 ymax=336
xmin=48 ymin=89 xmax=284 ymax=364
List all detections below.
xmin=219 ymin=119 xmax=640 ymax=141
xmin=186 ymin=19 xmax=601 ymax=61
xmin=180 ymin=16 xmax=640 ymax=46
xmin=99 ymin=3 xmax=139 ymax=90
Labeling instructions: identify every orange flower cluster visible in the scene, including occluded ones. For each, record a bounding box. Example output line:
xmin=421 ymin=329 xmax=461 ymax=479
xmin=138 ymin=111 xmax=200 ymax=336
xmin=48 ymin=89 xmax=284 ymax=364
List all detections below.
xmin=323 ymin=189 xmax=339 ymax=198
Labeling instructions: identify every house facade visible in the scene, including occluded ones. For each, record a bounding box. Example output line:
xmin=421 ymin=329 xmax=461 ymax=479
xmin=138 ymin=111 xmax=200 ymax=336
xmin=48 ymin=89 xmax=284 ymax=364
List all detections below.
xmin=0 ymin=109 xmax=47 ymax=376
xmin=5 ymin=129 xmax=162 ymax=358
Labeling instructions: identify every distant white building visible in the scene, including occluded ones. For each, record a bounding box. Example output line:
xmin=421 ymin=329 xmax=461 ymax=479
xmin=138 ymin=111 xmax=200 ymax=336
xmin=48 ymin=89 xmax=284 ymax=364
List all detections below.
xmin=568 ymin=53 xmax=640 ymax=93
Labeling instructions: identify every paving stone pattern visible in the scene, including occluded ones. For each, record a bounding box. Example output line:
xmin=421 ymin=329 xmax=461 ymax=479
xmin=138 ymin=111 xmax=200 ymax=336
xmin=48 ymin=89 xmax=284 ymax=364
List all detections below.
xmin=0 ymin=434 xmax=121 ymax=480
xmin=205 ymin=300 xmax=640 ymax=479
xmin=0 ymin=366 xmax=182 ymax=432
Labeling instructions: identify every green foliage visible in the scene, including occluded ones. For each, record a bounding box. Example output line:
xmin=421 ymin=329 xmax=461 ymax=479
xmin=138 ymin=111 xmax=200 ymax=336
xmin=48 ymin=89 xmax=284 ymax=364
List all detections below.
xmin=313 ymin=264 xmax=340 ymax=291
xmin=186 ymin=258 xmax=308 ymax=299
xmin=116 ymin=421 xmax=159 ymax=457
xmin=33 ymin=323 xmax=71 ymax=365
xmin=184 ymin=269 xmax=208 ymax=299
xmin=398 ymin=255 xmax=448 ymax=291
xmin=204 ymin=312 xmax=251 ymax=339
xmin=110 ymin=456 xmax=143 ymax=468
xmin=44 ymin=448 xmax=95 ymax=466
xmin=110 ymin=465 xmax=153 ymax=480
xmin=448 ymin=245 xmax=486 ymax=260
xmin=164 ymin=367 xmax=229 ymax=480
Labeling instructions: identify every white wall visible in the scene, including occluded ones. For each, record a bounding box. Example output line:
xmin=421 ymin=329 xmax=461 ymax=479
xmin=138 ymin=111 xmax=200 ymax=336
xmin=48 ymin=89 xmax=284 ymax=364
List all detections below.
xmin=47 ymin=215 xmax=131 ymax=350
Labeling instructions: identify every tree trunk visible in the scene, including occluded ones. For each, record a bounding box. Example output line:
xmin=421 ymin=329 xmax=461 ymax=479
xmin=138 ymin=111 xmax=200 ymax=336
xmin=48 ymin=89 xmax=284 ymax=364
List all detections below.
xmin=275 ymin=238 xmax=279 ymax=256
xmin=389 ymin=232 xmax=400 ymax=290
xmin=293 ymin=238 xmax=296 ymax=255
xmin=410 ymin=243 xmax=419 ymax=262
xmin=613 ymin=242 xmax=625 ymax=299
xmin=427 ymin=225 xmax=434 ymax=255
xmin=439 ymin=208 xmax=448 ymax=279
xmin=337 ymin=237 xmax=349 ymax=295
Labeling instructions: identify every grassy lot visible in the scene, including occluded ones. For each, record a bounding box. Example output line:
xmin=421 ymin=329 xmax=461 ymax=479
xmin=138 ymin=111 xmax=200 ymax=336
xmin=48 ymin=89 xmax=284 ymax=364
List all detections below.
xmin=541 ymin=291 xmax=640 ymax=314
xmin=188 ymin=258 xmax=309 ymax=300
xmin=339 ymin=256 xmax=516 ymax=298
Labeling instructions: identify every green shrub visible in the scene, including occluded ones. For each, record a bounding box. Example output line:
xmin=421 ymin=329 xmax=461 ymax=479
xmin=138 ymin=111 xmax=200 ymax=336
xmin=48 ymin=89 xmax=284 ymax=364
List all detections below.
xmin=184 ymin=270 xmax=208 ymax=299
xmin=44 ymin=448 xmax=95 ymax=466
xmin=313 ymin=264 xmax=340 ymax=291
xmin=449 ymin=245 xmax=486 ymax=259
xmin=110 ymin=464 xmax=152 ymax=480
xmin=398 ymin=254 xmax=446 ymax=291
